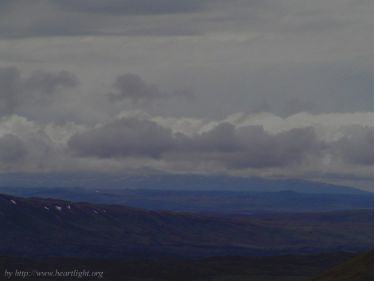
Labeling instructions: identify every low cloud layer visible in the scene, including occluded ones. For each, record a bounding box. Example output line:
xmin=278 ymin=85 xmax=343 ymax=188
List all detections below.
xmin=1 ymin=111 xmax=370 ymax=187
xmin=67 ymin=115 xmax=372 ymax=172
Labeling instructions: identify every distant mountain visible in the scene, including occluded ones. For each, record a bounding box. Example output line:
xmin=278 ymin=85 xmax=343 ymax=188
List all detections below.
xmin=312 ymin=251 xmax=373 ymax=281
xmin=0 ymin=193 xmax=372 ymax=258
xmin=0 ymin=187 xmax=371 ymax=214
xmin=0 ymin=173 xmax=368 ymax=194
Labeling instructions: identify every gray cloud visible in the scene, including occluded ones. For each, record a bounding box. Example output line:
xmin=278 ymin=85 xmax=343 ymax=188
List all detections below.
xmin=0 ymin=67 xmax=19 ymax=115
xmin=108 ymin=74 xmax=162 ymax=102
xmin=0 ymin=134 xmax=27 ymax=163
xmin=0 ymin=112 xmax=371 ymax=189
xmin=227 ymin=126 xmax=322 ymax=169
xmin=0 ymin=67 xmax=78 ymax=115
xmin=172 ymin=124 xmax=324 ymax=169
xmin=334 ymin=127 xmax=374 ymax=166
xmin=68 ymin=115 xmax=374 ymax=171
xmin=207 ymin=60 xmax=373 ymax=118
xmin=108 ymin=73 xmax=193 ymax=103
xmin=0 ymin=0 xmax=370 ymax=116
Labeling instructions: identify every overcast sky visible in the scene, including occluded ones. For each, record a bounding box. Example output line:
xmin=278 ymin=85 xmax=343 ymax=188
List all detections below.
xmin=0 ymin=0 xmax=373 ymax=190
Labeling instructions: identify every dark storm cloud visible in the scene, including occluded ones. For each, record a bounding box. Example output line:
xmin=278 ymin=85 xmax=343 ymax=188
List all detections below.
xmin=227 ymin=126 xmax=322 ymax=169
xmin=68 ymin=117 xmax=325 ymax=169
xmin=0 ymin=67 xmax=78 ymax=115
xmin=173 ymin=124 xmax=324 ymax=169
xmin=108 ymin=73 xmax=193 ymax=103
xmin=0 ymin=134 xmax=27 ymax=163
xmin=68 ymin=118 xmax=174 ymax=159
xmin=0 ymin=0 xmax=253 ymax=38
xmin=0 ymin=0 xmax=365 ymax=38
xmin=68 ymin=116 xmax=374 ymax=170
xmin=53 ymin=0 xmax=204 ymax=15
xmin=0 ymin=0 xmax=209 ymax=38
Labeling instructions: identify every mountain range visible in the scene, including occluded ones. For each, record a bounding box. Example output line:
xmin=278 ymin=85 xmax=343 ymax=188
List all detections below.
xmin=0 ymin=173 xmax=368 ymax=193
xmin=0 ymin=174 xmax=372 ymax=215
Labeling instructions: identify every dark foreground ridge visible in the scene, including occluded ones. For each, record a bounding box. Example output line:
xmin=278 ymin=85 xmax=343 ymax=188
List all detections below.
xmin=312 ymin=250 xmax=374 ymax=281
xmin=0 ymin=193 xmax=372 ymax=258
xmin=0 ymin=252 xmax=366 ymax=281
